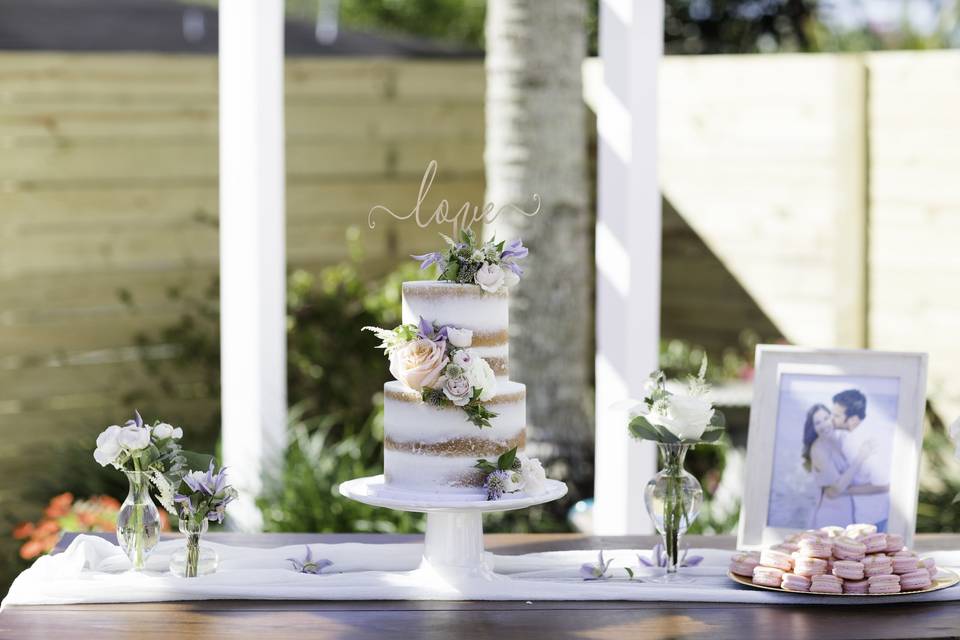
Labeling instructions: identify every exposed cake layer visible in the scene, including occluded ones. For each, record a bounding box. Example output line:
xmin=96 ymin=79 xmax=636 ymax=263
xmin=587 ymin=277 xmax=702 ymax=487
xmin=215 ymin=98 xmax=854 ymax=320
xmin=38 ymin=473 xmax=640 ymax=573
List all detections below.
xmin=402 ymin=281 xmax=509 ymax=377
xmin=383 ymin=380 xmax=525 ymax=444
xmin=385 ymin=449 xmax=516 ymax=491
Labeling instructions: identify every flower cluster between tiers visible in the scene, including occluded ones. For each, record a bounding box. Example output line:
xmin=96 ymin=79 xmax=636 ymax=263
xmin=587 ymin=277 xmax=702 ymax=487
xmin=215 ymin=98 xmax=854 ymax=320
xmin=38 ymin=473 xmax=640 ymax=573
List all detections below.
xmin=474 ymin=446 xmax=546 ymax=500
xmin=620 ymin=356 xmax=726 ymax=445
xmin=364 ymin=316 xmax=499 ymax=428
xmin=411 ymin=229 xmax=527 ymax=293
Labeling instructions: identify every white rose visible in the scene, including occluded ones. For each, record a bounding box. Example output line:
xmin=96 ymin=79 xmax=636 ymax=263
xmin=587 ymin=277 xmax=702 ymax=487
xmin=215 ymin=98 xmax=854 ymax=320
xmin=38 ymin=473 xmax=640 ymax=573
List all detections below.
xmin=152 ymin=422 xmax=176 ymax=439
xmin=441 ymin=375 xmax=473 ymax=407
xmin=474 ymin=263 xmax=505 ymax=293
xmin=452 ymin=349 xmax=474 ymax=368
xmin=118 ymin=425 xmax=151 ymax=451
xmin=171 ymin=427 xmax=183 ymax=439
xmin=94 ymin=425 xmax=123 ymax=466
xmin=465 ymin=357 xmax=497 ymax=401
xmin=503 ymin=470 xmax=525 ymax=493
xmin=519 ymin=455 xmax=546 ymax=495
xmin=446 ymin=327 xmax=473 ymax=348
xmin=502 ymin=269 xmax=520 ymax=288
xmin=648 ymin=393 xmax=715 ymax=441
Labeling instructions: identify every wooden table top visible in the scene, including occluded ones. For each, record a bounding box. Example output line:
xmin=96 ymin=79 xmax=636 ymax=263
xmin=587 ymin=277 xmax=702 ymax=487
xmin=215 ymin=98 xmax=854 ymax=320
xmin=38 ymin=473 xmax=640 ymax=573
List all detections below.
xmin=3 ymin=533 xmax=960 ymax=640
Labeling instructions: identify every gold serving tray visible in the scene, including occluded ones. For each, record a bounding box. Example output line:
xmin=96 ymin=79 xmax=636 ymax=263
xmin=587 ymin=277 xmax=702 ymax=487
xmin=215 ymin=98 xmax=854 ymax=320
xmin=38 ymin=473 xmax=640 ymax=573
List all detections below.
xmin=727 ymin=568 xmax=959 ymax=597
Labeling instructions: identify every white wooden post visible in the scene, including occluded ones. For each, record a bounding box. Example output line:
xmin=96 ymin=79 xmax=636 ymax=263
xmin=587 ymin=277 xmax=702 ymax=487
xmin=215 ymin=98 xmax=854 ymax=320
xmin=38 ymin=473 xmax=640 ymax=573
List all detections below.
xmin=219 ymin=0 xmax=287 ymax=532
xmin=593 ymin=0 xmax=662 ymax=534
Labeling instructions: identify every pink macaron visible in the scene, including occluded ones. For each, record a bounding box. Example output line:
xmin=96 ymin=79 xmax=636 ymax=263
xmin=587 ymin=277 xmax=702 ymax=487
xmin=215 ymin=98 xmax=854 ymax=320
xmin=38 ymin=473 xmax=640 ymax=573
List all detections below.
xmin=868 ymin=574 xmax=901 ymax=594
xmin=856 ymin=533 xmax=888 ymax=554
xmin=891 ymin=554 xmax=921 ymax=574
xmin=846 ymin=523 xmax=878 ymax=537
xmin=832 ymin=559 xmax=865 ymax=581
xmin=753 ymin=565 xmax=785 ymax=588
xmin=771 ymin=542 xmax=800 ymax=554
xmin=798 ymin=538 xmax=833 ymax=559
xmin=794 ymin=556 xmax=828 ymax=577
xmin=819 ymin=526 xmax=846 ymax=539
xmin=884 ymin=533 xmax=905 ymax=553
xmin=781 ymin=573 xmax=811 ymax=592
xmin=760 ymin=549 xmax=793 ymax=572
xmin=900 ymin=569 xmax=933 ymax=591
xmin=809 ymin=574 xmax=843 ymax=594
xmin=843 ymin=579 xmax=870 ymax=594
xmin=730 ymin=552 xmax=761 ymax=577
xmin=863 ymin=554 xmax=894 ymax=577
xmin=833 ymin=536 xmax=867 ymax=561
xmin=922 ymin=557 xmax=938 ymax=579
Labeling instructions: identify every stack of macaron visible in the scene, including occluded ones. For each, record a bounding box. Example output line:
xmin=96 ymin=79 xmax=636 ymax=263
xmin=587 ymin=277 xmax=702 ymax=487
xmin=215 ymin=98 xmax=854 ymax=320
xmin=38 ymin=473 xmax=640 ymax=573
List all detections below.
xmin=729 ymin=523 xmax=939 ymax=595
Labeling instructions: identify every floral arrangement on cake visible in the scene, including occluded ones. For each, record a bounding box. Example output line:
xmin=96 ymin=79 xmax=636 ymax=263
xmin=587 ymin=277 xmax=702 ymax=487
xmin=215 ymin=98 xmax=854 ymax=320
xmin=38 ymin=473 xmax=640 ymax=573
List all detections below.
xmin=474 ymin=446 xmax=546 ymax=500
xmin=364 ymin=316 xmax=499 ymax=428
xmin=411 ymin=228 xmax=527 ymax=293
xmin=621 ymin=357 xmax=726 ymax=445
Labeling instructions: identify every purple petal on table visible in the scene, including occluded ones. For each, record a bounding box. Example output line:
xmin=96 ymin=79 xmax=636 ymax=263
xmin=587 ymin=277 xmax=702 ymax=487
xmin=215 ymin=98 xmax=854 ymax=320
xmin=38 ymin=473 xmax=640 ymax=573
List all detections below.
xmin=580 ymin=563 xmax=600 ymax=580
xmin=637 ymin=553 xmax=653 ymax=567
xmin=684 ymin=555 xmax=704 ymax=567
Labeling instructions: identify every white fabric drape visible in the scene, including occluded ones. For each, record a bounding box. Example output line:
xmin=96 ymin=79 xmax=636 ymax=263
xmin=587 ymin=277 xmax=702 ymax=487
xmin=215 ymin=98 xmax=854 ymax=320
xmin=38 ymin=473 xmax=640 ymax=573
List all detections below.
xmin=4 ymin=535 xmax=960 ymax=607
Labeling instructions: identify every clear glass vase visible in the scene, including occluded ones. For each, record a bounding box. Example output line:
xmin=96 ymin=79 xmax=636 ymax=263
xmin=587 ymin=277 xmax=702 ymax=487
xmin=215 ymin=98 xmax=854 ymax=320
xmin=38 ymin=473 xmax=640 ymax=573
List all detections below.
xmin=643 ymin=443 xmax=703 ymax=582
xmin=116 ymin=470 xmax=161 ymax=571
xmin=170 ymin=518 xmax=218 ymax=577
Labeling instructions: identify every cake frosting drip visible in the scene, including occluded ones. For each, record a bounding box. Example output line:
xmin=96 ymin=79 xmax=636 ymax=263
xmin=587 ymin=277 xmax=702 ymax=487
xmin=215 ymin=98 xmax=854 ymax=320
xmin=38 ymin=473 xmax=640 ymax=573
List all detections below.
xmin=384 ymin=281 xmax=526 ymax=492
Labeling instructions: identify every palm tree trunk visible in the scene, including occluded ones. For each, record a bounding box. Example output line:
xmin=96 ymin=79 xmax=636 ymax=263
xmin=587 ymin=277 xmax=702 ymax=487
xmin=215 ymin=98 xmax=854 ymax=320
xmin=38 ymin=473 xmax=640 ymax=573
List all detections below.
xmin=484 ymin=0 xmax=593 ymax=459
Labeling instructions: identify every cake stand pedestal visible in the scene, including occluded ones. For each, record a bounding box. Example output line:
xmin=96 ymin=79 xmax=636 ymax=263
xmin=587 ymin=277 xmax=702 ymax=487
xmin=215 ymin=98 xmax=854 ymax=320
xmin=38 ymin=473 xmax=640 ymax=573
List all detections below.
xmin=338 ymin=474 xmax=567 ymax=582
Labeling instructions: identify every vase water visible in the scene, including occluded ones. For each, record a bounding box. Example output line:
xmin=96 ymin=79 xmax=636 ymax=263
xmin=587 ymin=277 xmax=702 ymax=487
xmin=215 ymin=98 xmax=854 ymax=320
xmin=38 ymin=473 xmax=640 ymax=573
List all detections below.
xmin=116 ymin=470 xmax=161 ymax=571
xmin=643 ymin=443 xmax=703 ymax=582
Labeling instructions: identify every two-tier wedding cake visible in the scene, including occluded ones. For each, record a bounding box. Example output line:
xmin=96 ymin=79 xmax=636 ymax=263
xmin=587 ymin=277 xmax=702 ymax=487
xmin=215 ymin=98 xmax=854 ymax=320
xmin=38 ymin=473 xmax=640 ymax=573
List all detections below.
xmin=364 ymin=230 xmax=546 ymax=499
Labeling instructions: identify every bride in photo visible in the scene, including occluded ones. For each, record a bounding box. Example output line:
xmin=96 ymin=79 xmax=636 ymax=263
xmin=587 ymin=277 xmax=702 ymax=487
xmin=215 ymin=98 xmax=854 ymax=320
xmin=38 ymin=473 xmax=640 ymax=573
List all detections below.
xmin=801 ymin=403 xmax=874 ymax=528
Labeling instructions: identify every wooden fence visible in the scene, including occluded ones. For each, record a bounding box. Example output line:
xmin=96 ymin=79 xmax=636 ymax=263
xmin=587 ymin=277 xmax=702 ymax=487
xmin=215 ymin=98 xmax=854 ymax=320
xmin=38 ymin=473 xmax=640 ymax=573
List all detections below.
xmin=0 ymin=54 xmax=485 ymax=496
xmin=2 ymin=50 xmax=960 ymax=505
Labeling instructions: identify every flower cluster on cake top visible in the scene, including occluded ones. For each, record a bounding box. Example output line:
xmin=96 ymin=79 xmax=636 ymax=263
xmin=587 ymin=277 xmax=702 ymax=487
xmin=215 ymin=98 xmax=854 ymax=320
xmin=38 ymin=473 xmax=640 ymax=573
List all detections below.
xmin=411 ymin=228 xmax=527 ymax=293
xmin=364 ymin=316 xmax=499 ymax=428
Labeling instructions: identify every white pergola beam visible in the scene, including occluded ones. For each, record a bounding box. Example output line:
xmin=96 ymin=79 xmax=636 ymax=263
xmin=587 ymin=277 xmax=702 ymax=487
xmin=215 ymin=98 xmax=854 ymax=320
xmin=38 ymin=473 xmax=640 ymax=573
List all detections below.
xmin=219 ymin=0 xmax=287 ymax=532
xmin=593 ymin=0 xmax=662 ymax=534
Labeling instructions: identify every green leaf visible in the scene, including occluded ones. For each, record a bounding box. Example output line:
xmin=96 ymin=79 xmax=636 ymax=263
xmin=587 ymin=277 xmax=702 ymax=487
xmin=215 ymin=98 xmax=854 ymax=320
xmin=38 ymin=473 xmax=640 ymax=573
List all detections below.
xmin=652 ymin=424 xmax=681 ymax=444
xmin=497 ymin=447 xmax=518 ymax=471
xmin=710 ymin=410 xmax=726 ymax=429
xmin=700 ymin=427 xmax=725 ymax=443
xmin=628 ymin=416 xmax=663 ymax=442
xmin=181 ymin=450 xmax=216 ymax=473
xmin=625 ymin=567 xmax=634 ymax=579
xmin=474 ymin=459 xmax=497 ymax=474
xmin=440 ymin=260 xmax=459 ymax=282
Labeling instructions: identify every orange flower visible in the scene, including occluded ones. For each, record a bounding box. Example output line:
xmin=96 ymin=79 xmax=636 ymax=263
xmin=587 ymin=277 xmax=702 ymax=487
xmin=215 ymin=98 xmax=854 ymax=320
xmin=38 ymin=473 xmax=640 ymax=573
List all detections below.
xmin=12 ymin=522 xmax=34 ymax=540
xmin=19 ymin=539 xmax=48 ymax=560
xmin=35 ymin=520 xmax=60 ymax=536
xmin=95 ymin=496 xmax=121 ymax=510
xmin=44 ymin=492 xmax=74 ymax=519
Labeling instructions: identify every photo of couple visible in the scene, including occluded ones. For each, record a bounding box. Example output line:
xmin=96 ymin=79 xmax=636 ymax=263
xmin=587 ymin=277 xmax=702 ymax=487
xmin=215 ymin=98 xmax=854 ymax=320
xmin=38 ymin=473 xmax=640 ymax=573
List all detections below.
xmin=767 ymin=374 xmax=898 ymax=532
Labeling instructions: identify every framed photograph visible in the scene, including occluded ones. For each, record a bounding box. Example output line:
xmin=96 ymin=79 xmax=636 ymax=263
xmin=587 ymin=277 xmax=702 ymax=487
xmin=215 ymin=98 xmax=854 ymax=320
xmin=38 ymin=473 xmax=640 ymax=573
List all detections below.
xmin=738 ymin=345 xmax=927 ymax=549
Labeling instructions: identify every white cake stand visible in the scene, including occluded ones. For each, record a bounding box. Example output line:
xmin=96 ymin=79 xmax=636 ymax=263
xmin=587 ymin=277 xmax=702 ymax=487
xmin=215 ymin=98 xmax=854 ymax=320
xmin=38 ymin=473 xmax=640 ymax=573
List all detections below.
xmin=338 ymin=474 xmax=567 ymax=582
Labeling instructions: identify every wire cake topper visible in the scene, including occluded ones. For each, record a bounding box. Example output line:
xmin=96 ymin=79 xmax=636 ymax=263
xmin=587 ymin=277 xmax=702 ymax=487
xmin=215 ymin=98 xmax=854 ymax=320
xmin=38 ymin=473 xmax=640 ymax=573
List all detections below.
xmin=367 ymin=160 xmax=541 ymax=237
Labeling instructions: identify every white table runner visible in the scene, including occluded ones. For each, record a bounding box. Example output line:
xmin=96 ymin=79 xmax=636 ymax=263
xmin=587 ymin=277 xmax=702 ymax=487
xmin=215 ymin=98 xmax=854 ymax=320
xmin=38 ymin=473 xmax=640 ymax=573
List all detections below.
xmin=4 ymin=534 xmax=960 ymax=607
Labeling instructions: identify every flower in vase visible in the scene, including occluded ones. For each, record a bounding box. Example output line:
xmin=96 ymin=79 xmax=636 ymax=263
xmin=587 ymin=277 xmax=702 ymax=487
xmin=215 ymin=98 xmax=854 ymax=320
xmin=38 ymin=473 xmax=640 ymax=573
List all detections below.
xmin=151 ymin=422 xmax=183 ymax=440
xmin=94 ymin=425 xmax=123 ymax=466
xmin=118 ymin=424 xmax=151 ymax=451
xmin=580 ymin=550 xmax=614 ymax=580
xmin=287 ymin=546 xmax=333 ymax=575
xmin=648 ymin=394 xmax=715 ymax=441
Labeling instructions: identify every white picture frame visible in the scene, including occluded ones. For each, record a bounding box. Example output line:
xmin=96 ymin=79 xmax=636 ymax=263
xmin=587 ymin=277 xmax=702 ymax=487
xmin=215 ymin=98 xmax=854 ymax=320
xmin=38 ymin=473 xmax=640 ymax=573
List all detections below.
xmin=737 ymin=345 xmax=928 ymax=550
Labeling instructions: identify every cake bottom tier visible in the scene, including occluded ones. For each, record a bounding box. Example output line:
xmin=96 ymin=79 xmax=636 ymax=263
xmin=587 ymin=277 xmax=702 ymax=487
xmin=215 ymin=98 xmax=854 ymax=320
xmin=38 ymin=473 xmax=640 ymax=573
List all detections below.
xmin=384 ymin=437 xmax=525 ymax=493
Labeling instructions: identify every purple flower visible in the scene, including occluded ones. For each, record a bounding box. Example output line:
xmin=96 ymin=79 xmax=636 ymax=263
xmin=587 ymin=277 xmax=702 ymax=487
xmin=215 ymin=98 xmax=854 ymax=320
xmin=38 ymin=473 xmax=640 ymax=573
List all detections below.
xmin=500 ymin=239 xmax=528 ymax=261
xmin=637 ymin=543 xmax=703 ymax=568
xmin=502 ymin=260 xmax=524 ymax=276
xmin=287 ymin=546 xmax=333 ymax=575
xmin=580 ymin=550 xmax=614 ymax=580
xmin=416 ymin=316 xmax=448 ymax=343
xmin=484 ymin=469 xmax=510 ymax=501
xmin=411 ymin=252 xmax=442 ymax=270
xmin=124 ymin=410 xmax=144 ymax=429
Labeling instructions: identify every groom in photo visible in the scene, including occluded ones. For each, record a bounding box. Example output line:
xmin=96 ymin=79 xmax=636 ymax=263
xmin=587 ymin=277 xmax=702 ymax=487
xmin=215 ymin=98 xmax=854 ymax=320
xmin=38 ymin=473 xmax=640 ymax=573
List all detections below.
xmin=828 ymin=389 xmax=892 ymax=531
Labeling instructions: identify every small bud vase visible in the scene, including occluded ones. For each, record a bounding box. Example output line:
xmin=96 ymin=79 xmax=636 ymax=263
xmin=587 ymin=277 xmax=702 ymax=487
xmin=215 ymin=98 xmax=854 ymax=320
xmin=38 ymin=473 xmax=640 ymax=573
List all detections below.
xmin=170 ymin=518 xmax=218 ymax=577
xmin=643 ymin=443 xmax=703 ymax=582
xmin=116 ymin=470 xmax=161 ymax=571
